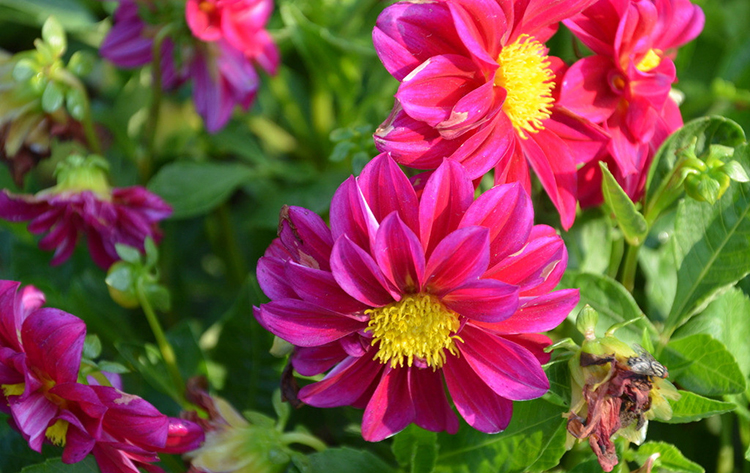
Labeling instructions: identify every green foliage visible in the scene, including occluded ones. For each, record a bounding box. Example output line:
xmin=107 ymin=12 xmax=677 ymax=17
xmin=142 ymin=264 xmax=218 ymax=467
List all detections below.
xmin=600 ymin=162 xmax=648 ymax=245
xmin=665 ymin=391 xmax=736 ymax=423
xmin=630 ymin=442 xmax=704 ymax=473
xmin=305 ymin=448 xmax=396 ymax=473
xmin=19 ymin=457 xmax=100 ymax=473
xmin=392 ymin=425 xmax=438 ymax=473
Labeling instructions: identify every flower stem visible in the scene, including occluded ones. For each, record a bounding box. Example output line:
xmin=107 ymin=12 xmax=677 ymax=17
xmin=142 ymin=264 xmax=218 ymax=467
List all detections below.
xmin=136 ymin=278 xmax=185 ymax=406
xmin=52 ymin=69 xmax=102 ymax=155
xmin=281 ymin=432 xmax=327 ymax=452
xmin=142 ymin=25 xmax=173 ymax=180
xmin=619 ymin=241 xmax=640 ymax=293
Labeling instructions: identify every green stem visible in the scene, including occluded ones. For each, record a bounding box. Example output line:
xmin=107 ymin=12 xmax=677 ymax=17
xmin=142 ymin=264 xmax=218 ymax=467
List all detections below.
xmin=52 ymin=70 xmax=102 ymax=155
xmin=620 ymin=242 xmax=640 ymax=293
xmin=281 ymin=432 xmax=327 ymax=452
xmin=142 ymin=25 xmax=173 ymax=180
xmin=136 ymin=278 xmax=185 ymax=406
xmin=717 ymin=414 xmax=735 ymax=473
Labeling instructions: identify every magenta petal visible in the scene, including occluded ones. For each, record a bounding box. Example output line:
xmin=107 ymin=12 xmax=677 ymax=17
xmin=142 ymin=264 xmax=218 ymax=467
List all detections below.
xmin=396 ymin=54 xmax=482 ymax=128
xmin=559 ymin=56 xmax=620 ymax=123
xmin=285 ymin=262 xmax=369 ymax=313
xmin=450 ymin=111 xmax=516 ymax=179
xmin=409 ymin=367 xmax=459 ymax=434
xmin=491 ymin=289 xmax=580 ymax=334
xmin=424 ymin=226 xmax=489 ymax=294
xmin=438 ymin=81 xmax=496 ymax=138
xmin=278 ymin=205 xmax=334 ymax=271
xmin=444 ymin=352 xmax=513 ymax=433
xmin=91 ymin=385 xmax=170 ymax=449
xmin=373 ymin=1 xmax=465 ymax=81
xmin=442 ymin=279 xmax=519 ymax=323
xmin=362 ymin=366 xmax=414 ymax=441
xmin=519 ymin=129 xmax=578 ymax=230
xmin=163 ymin=417 xmax=205 ymax=454
xmin=512 ymin=0 xmax=600 ymax=42
xmin=331 ymin=236 xmax=397 ymax=307
xmin=256 ymin=299 xmax=367 ymax=347
xmin=330 ymin=177 xmax=379 ymax=252
xmin=459 ymin=182 xmax=533 ymax=265
xmin=299 ymin=350 xmax=382 ymax=408
xmin=10 ymin=392 xmax=57 ymax=451
xmin=447 ymin=0 xmax=505 ymax=66
xmin=257 ymin=256 xmax=298 ymax=300
xmin=653 ymin=0 xmax=704 ymax=50
xmin=292 ymin=343 xmax=348 ymax=377
xmin=61 ymin=422 xmax=96 ymax=464
xmin=503 ymin=333 xmax=552 ymax=364
xmin=459 ymin=325 xmax=548 ymax=400
xmin=357 ymin=153 xmax=419 ymax=233
xmin=419 ymin=159 xmax=474 ymax=256
xmin=21 ymin=308 xmax=85 ymax=384
xmin=373 ymin=212 xmax=426 ymax=293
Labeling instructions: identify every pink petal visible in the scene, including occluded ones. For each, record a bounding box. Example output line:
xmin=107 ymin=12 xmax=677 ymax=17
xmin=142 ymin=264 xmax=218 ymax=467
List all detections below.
xmin=511 ymin=0 xmax=600 ymax=43
xmin=373 ymin=213 xmax=426 ymax=293
xmin=503 ymin=333 xmax=552 ymax=364
xmin=9 ymin=392 xmax=57 ymax=451
xmin=357 ymin=153 xmax=419 ymax=234
xmin=438 ymin=81 xmax=497 ymax=138
xmin=330 ymin=236 xmax=397 ymax=307
xmin=444 ymin=352 xmax=513 ymax=432
xmin=409 ymin=367 xmax=459 ymax=434
xmin=447 ymin=0 xmax=506 ymax=65
xmin=330 ymin=177 xmax=379 ymax=253
xmin=564 ymin=0 xmax=625 ymax=56
xmin=285 ymin=262 xmax=369 ymax=313
xmin=559 ymin=56 xmax=620 ymax=123
xmin=362 ymin=366 xmax=414 ymax=441
xmin=21 ymin=308 xmax=86 ymax=384
xmin=299 ymin=350 xmax=383 ymax=408
xmin=257 ymin=256 xmax=298 ymax=300
xmin=653 ymin=0 xmax=704 ymax=51
xmin=292 ymin=343 xmax=348 ymax=377
xmin=448 ymin=108 xmax=517 ymax=178
xmin=442 ymin=278 xmax=519 ymax=323
xmin=489 ymin=289 xmax=580 ymax=333
xmin=277 ymin=205 xmax=334 ymax=271
xmin=419 ymin=159 xmax=474 ymax=257
xmin=255 ymin=300 xmax=367 ymax=347
xmin=424 ymin=226 xmax=490 ymax=294
xmin=458 ymin=325 xmax=548 ymax=400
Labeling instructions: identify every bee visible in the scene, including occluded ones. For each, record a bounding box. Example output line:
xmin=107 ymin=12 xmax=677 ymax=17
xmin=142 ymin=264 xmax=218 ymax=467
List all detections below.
xmin=626 ymin=344 xmax=668 ymax=379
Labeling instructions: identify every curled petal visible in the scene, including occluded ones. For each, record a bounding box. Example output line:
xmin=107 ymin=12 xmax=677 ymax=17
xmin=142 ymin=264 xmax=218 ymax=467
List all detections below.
xmin=424 ymin=226 xmax=490 ymax=294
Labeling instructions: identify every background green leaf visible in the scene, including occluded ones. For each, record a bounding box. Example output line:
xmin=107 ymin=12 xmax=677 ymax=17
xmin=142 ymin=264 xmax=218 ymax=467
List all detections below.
xmin=392 ymin=425 xmax=438 ymax=473
xmin=631 ymin=441 xmax=704 ymax=473
xmin=306 ymin=447 xmax=396 ymax=473
xmin=600 ymin=162 xmax=649 ymax=245
xmin=19 ymin=457 xmax=99 ymax=472
xmin=664 ymin=391 xmax=736 ymax=423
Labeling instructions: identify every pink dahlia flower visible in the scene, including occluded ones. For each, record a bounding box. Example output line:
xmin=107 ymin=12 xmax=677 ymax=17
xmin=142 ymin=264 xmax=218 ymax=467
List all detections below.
xmin=559 ymin=0 xmax=704 ymax=206
xmin=255 ymin=154 xmax=578 ymax=441
xmin=0 ymin=155 xmax=172 ymax=269
xmin=373 ymin=0 xmax=602 ymax=229
xmin=99 ymin=0 xmax=278 ymax=133
xmin=0 ymin=280 xmax=204 ymax=472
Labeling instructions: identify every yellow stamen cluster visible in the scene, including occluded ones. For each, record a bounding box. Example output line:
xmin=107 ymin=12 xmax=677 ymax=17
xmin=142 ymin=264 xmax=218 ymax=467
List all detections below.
xmin=494 ymin=34 xmax=556 ymax=138
xmin=1 ymin=383 xmax=25 ymax=397
xmin=45 ymin=419 xmax=69 ymax=447
xmin=636 ymin=48 xmax=662 ymax=72
xmin=365 ymin=293 xmax=461 ymax=369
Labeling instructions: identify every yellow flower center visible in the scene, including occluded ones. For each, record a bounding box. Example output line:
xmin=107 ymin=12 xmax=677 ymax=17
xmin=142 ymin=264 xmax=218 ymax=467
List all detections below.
xmin=45 ymin=419 xmax=69 ymax=447
xmin=494 ymin=34 xmax=555 ymax=138
xmin=365 ymin=293 xmax=461 ymax=369
xmin=636 ymin=48 xmax=662 ymax=72
xmin=1 ymin=383 xmax=25 ymax=397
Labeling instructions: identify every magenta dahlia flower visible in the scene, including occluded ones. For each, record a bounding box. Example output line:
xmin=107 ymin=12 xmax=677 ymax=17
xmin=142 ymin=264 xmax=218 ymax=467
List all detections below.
xmin=373 ymin=0 xmax=602 ymax=229
xmin=558 ymin=0 xmax=704 ymax=206
xmin=255 ymin=154 xmax=578 ymax=441
xmin=0 ymin=280 xmax=204 ymax=472
xmin=0 ymin=154 xmax=171 ymax=269
xmin=100 ymin=0 xmax=278 ymax=133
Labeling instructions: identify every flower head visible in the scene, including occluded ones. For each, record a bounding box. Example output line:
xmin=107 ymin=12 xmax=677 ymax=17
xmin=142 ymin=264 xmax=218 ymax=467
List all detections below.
xmin=372 ymin=0 xmax=603 ymax=229
xmin=0 ymin=154 xmax=172 ymax=269
xmin=559 ymin=0 xmax=705 ymax=206
xmin=255 ymin=153 xmax=578 ymax=441
xmin=99 ymin=0 xmax=279 ymax=133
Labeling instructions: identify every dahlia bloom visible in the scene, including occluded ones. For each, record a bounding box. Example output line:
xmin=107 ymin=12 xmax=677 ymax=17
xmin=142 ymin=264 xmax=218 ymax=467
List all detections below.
xmin=0 ymin=280 xmax=204 ymax=472
xmin=373 ymin=0 xmax=601 ymax=229
xmin=0 ymin=154 xmax=172 ymax=269
xmin=100 ymin=0 xmax=278 ymax=133
xmin=255 ymin=154 xmax=579 ymax=441
xmin=559 ymin=0 xmax=704 ymax=206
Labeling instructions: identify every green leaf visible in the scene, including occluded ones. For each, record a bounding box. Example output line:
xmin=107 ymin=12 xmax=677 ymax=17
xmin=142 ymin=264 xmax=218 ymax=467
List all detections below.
xmin=114 ymin=243 xmax=141 ymax=264
xmin=646 ymin=116 xmax=746 ymax=202
xmin=115 ymin=342 xmax=181 ymax=401
xmin=435 ymin=399 xmax=566 ymax=473
xmin=166 ymin=320 xmax=208 ymax=381
xmin=660 ymin=334 xmax=746 ymax=396
xmin=392 ymin=425 xmax=438 ymax=473
xmin=40 ymin=16 xmax=65 ymax=56
xmin=0 ymin=0 xmax=96 ymax=31
xmin=306 ymin=448 xmax=396 ymax=473
xmin=561 ymin=271 xmax=653 ymax=345
xmin=65 ymin=86 xmax=86 ymax=121
xmin=20 ymin=457 xmax=99 ymax=472
xmin=631 ymin=442 xmax=704 ymax=473
xmin=568 ymin=458 xmax=603 ymax=473
xmin=67 ymin=51 xmax=93 ymax=77
xmin=96 ymin=361 xmax=129 ymax=374
xmin=40 ymin=80 xmax=64 ymax=113
xmin=82 ymin=334 xmax=101 ymax=359
xmin=600 ymin=162 xmax=649 ymax=245
xmin=667 ymin=143 xmax=750 ymax=331
xmin=542 ymin=359 xmax=571 ymax=408
xmin=675 ymin=288 xmax=750 ymax=380
xmin=526 ymin=421 xmax=568 ymax=472
xmin=147 ymin=162 xmax=255 ymax=219
xmin=665 ymin=391 xmax=736 ymax=423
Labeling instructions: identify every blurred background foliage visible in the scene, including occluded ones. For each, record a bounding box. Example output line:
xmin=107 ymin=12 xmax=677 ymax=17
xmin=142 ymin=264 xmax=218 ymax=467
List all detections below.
xmin=0 ymin=0 xmax=748 ymax=472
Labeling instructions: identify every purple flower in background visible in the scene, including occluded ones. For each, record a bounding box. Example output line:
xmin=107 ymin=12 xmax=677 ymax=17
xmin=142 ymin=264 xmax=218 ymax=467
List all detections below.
xmin=0 ymin=154 xmax=171 ymax=269
xmin=255 ymin=154 xmax=578 ymax=441
xmin=99 ymin=0 xmax=279 ymax=133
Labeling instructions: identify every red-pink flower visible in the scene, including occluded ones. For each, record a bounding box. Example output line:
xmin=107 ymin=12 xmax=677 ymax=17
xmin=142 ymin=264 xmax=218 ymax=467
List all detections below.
xmin=0 ymin=155 xmax=171 ymax=269
xmin=558 ymin=0 xmax=704 ymax=206
xmin=0 ymin=280 xmax=204 ymax=473
xmin=373 ymin=0 xmax=602 ymax=229
xmin=255 ymin=154 xmax=578 ymax=441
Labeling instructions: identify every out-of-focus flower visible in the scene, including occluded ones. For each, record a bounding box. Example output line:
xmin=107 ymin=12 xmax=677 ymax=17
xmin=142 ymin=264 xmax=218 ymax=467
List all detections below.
xmin=0 ymin=154 xmax=172 ymax=269
xmin=0 ymin=18 xmax=92 ymax=185
xmin=184 ymin=378 xmax=324 ymax=473
xmin=99 ymin=0 xmax=279 ymax=133
xmin=372 ymin=0 xmax=604 ymax=229
xmin=564 ymin=308 xmax=679 ymax=472
xmin=0 ymin=280 xmax=204 ymax=473
xmin=559 ymin=0 xmax=704 ymax=206
xmin=255 ymin=153 xmax=578 ymax=441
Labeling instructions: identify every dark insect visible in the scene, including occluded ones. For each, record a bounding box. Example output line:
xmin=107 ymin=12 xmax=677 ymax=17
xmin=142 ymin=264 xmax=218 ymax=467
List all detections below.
xmin=627 ymin=344 xmax=668 ymax=379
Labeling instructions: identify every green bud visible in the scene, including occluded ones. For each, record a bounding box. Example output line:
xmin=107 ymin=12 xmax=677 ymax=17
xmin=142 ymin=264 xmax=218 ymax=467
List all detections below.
xmin=721 ymin=160 xmax=750 ymax=183
xmin=705 ymin=144 xmax=735 ymax=163
xmin=576 ymin=305 xmax=598 ymax=340
xmin=41 ymin=80 xmax=65 ymax=113
xmin=106 ymin=261 xmax=140 ymax=309
xmin=52 ymin=154 xmax=111 ymax=196
xmin=41 ymin=17 xmax=67 ymax=57
xmin=12 ymin=58 xmax=38 ymax=82
xmin=684 ymin=173 xmax=721 ymax=204
xmin=67 ymin=51 xmax=94 ymax=77
xmin=65 ymin=87 xmax=86 ymax=121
